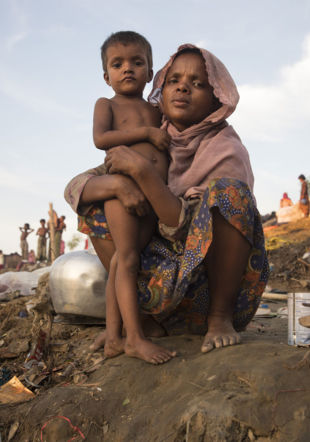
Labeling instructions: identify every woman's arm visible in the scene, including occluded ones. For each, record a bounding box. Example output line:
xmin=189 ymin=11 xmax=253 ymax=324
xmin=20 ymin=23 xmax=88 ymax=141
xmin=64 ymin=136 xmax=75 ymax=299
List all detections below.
xmin=104 ymin=146 xmax=182 ymax=227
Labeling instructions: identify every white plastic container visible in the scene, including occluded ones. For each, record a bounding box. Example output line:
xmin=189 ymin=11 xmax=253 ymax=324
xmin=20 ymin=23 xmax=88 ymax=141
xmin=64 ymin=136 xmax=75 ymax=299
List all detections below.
xmin=288 ymin=293 xmax=310 ymax=346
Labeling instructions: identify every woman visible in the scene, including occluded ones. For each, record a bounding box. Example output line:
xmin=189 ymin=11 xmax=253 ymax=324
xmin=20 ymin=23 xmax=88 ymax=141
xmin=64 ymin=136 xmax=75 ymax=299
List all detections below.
xmin=280 ymin=193 xmax=293 ymax=208
xmin=65 ymin=44 xmax=269 ymax=357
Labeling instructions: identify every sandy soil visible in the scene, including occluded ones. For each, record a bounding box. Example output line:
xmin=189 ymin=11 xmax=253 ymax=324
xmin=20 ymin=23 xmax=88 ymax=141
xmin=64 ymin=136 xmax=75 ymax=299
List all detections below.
xmin=1 ymin=219 xmax=310 ymax=441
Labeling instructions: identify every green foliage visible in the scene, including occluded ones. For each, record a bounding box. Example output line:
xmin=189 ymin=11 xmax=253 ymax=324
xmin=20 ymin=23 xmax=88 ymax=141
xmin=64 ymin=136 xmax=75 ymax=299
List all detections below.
xmin=67 ymin=234 xmax=82 ymax=251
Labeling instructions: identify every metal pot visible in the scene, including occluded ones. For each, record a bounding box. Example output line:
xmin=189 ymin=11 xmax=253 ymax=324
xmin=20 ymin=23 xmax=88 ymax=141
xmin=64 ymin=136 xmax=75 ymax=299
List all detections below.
xmin=49 ymin=250 xmax=107 ymax=318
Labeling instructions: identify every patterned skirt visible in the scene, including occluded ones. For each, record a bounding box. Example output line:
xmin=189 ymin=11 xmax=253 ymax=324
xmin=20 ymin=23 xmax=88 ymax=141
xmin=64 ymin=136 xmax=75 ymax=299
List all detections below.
xmin=77 ymin=178 xmax=269 ymax=335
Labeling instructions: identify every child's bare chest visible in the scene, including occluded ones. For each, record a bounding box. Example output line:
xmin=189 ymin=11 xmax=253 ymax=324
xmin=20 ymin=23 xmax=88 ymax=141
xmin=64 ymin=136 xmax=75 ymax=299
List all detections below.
xmin=110 ymin=101 xmax=160 ymax=130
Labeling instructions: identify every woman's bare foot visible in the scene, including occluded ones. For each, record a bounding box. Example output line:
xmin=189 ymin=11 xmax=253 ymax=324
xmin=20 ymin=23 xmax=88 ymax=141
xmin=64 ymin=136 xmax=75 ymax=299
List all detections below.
xmin=125 ymin=337 xmax=176 ymax=364
xmin=201 ymin=316 xmax=241 ymax=353
xmin=140 ymin=315 xmax=167 ymax=338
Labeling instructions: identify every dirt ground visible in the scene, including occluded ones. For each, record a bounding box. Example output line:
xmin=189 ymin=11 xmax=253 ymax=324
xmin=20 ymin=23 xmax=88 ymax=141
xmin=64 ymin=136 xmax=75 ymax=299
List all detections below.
xmin=1 ymin=218 xmax=310 ymax=441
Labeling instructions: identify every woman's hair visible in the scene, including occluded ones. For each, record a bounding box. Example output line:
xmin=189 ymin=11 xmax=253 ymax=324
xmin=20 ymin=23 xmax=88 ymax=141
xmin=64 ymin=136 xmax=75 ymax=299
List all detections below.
xmin=101 ymin=31 xmax=153 ymax=72
xmin=298 ymin=174 xmax=306 ymax=180
xmin=174 ymin=46 xmax=202 ymax=59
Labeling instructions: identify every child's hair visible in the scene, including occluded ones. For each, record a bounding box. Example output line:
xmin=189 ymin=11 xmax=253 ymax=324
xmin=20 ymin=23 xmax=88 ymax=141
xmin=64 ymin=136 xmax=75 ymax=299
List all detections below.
xmin=40 ymin=219 xmax=45 ymax=223
xmin=25 ymin=223 xmax=30 ymax=229
xmin=101 ymin=31 xmax=153 ymax=72
xmin=298 ymin=174 xmax=306 ymax=180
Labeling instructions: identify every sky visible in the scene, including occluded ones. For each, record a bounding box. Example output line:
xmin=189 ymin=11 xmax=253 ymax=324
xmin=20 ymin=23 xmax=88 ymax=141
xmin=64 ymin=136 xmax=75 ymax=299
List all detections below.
xmin=1 ymin=0 xmax=310 ymax=255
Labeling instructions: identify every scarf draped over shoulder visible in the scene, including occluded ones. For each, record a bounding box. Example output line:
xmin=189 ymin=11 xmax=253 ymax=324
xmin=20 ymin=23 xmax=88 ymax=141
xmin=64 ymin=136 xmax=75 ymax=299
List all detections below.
xmin=148 ymin=44 xmax=254 ymax=201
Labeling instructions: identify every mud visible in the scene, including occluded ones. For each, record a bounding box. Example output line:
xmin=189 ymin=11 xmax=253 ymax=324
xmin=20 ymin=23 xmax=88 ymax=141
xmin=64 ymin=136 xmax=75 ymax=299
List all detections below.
xmin=0 ymin=218 xmax=310 ymax=441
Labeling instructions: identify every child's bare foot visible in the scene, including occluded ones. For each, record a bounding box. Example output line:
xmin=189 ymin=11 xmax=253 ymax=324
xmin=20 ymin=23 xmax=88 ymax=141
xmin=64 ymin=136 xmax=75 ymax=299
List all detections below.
xmin=104 ymin=336 xmax=125 ymax=358
xmin=89 ymin=330 xmax=107 ymax=352
xmin=90 ymin=316 xmax=166 ymax=352
xmin=201 ymin=316 xmax=241 ymax=353
xmin=90 ymin=331 xmax=124 ymax=357
xmin=125 ymin=337 xmax=176 ymax=364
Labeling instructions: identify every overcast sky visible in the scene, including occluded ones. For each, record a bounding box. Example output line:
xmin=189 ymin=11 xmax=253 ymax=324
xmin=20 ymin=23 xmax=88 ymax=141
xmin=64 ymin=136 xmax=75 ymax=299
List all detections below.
xmin=1 ymin=0 xmax=310 ymax=254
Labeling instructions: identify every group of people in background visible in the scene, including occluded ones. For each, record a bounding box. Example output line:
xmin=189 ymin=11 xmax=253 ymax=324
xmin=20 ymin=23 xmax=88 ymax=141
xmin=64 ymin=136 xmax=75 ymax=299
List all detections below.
xmin=276 ymin=174 xmax=309 ymax=225
xmin=18 ymin=215 xmax=66 ymax=264
xmin=280 ymin=174 xmax=309 ymax=216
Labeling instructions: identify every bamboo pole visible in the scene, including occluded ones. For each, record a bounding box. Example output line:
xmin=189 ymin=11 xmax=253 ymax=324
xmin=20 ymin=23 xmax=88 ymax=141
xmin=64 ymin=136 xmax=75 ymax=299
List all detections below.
xmin=48 ymin=203 xmax=56 ymax=263
xmin=262 ymin=292 xmax=288 ymax=301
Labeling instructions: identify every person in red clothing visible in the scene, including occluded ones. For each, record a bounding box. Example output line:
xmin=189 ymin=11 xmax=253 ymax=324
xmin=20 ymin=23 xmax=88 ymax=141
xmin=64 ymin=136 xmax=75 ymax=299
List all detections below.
xmin=280 ymin=192 xmax=293 ymax=208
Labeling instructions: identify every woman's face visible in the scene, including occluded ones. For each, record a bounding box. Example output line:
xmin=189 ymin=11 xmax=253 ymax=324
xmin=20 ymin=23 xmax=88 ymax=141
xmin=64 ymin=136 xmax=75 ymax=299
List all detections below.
xmin=162 ymin=52 xmax=217 ymax=131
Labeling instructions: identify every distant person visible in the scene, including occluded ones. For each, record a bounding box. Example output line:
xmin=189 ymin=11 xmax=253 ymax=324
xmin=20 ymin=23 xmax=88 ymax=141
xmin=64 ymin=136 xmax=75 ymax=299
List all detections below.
xmin=280 ymin=193 xmax=293 ymax=208
xmin=55 ymin=215 xmax=66 ymax=258
xmin=0 ymin=250 xmax=4 ymax=270
xmin=28 ymin=249 xmax=36 ymax=264
xmin=19 ymin=223 xmax=34 ymax=261
xmin=60 ymin=239 xmax=65 ymax=255
xmin=298 ymin=174 xmax=309 ymax=217
xmin=36 ymin=219 xmax=48 ymax=262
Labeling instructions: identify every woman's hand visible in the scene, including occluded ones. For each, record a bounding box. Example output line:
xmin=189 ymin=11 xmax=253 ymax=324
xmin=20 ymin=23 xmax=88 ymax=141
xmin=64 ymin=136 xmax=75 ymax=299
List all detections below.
xmin=105 ymin=145 xmax=147 ymax=177
xmin=116 ymin=175 xmax=149 ymax=217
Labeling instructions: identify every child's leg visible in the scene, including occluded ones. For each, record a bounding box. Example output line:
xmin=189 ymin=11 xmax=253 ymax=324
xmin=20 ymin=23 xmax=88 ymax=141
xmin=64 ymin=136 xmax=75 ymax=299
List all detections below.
xmin=89 ymin=235 xmax=165 ymax=352
xmin=101 ymin=253 xmax=125 ymax=357
xmin=105 ymin=199 xmax=176 ymax=364
xmin=201 ymin=207 xmax=251 ymax=353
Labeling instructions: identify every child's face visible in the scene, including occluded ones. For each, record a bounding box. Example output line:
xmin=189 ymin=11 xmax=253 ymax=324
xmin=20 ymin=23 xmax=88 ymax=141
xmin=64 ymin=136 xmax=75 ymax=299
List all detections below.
xmin=104 ymin=42 xmax=152 ymax=97
xmin=162 ymin=52 xmax=216 ymax=131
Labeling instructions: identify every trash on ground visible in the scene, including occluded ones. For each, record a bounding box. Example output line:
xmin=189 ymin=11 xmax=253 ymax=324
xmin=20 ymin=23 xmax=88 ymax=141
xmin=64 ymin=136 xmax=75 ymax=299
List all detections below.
xmin=7 ymin=421 xmax=19 ymax=442
xmin=0 ymin=268 xmax=50 ymax=298
xmin=40 ymin=415 xmax=85 ymax=441
xmin=18 ymin=310 xmax=28 ymax=318
xmin=277 ymin=306 xmax=288 ymax=318
xmin=0 ymin=376 xmax=35 ymax=404
xmin=255 ymin=304 xmax=277 ymax=318
xmin=24 ymin=329 xmax=47 ymax=369
xmin=0 ymin=367 xmax=12 ymax=386
xmin=0 ymin=349 xmax=19 ymax=360
xmin=299 ymin=315 xmax=310 ymax=328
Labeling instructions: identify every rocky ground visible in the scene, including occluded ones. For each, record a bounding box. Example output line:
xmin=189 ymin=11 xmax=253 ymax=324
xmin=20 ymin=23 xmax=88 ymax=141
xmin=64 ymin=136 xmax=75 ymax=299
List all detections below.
xmin=0 ymin=218 xmax=310 ymax=441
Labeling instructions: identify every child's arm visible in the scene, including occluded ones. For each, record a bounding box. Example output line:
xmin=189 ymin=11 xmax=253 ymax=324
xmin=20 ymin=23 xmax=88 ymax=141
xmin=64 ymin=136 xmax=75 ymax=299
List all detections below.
xmin=93 ymin=98 xmax=170 ymax=151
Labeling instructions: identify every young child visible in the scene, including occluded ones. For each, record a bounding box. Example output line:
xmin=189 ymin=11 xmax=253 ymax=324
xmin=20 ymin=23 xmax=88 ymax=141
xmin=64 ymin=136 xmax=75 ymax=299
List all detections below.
xmin=92 ymin=31 xmax=175 ymax=364
xmin=19 ymin=223 xmax=34 ymax=261
xmin=36 ymin=219 xmax=48 ymax=262
xmin=55 ymin=215 xmax=66 ymax=258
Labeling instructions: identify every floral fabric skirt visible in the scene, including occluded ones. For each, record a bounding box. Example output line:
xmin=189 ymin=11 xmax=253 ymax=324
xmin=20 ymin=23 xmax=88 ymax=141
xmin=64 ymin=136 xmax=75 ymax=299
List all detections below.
xmin=77 ymin=178 xmax=269 ymax=335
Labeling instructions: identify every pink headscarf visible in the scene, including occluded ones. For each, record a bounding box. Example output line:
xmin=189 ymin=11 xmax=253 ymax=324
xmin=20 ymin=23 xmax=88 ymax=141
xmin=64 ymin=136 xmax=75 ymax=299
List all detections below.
xmin=149 ymin=44 xmax=255 ymax=201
